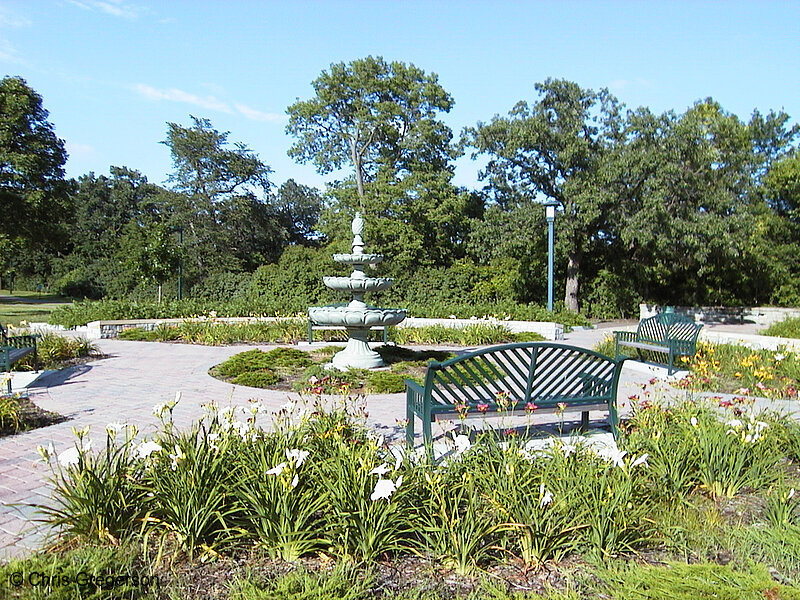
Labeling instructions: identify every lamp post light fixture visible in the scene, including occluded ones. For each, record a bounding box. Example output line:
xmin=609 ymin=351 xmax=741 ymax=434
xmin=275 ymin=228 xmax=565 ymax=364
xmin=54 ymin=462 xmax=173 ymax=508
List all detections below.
xmin=543 ymin=199 xmax=560 ymax=312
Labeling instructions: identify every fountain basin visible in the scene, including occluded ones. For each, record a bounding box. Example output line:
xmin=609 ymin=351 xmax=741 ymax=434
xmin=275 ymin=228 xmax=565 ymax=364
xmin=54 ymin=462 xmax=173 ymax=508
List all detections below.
xmin=308 ymin=305 xmax=406 ymax=328
xmin=322 ymin=277 xmax=394 ymax=293
xmin=333 ymin=253 xmax=383 ymax=264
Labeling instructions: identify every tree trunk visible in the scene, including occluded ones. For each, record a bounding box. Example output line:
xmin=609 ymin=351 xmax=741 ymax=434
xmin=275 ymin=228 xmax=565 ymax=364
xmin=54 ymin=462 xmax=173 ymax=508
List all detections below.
xmin=564 ymin=250 xmax=581 ymax=312
xmin=350 ymin=138 xmax=366 ymax=208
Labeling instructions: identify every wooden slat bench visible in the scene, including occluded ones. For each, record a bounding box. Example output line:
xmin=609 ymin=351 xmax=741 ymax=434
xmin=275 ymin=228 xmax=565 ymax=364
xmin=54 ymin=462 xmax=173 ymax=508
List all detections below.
xmin=1 ymin=324 xmax=39 ymax=395
xmin=405 ymin=342 xmax=627 ymax=451
xmin=613 ymin=312 xmax=703 ymax=375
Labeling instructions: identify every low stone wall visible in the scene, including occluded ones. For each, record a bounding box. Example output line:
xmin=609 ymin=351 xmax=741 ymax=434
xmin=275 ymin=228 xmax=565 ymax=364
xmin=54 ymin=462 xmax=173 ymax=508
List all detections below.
xmin=639 ymin=304 xmax=800 ymax=327
xmin=397 ymin=317 xmax=563 ymax=340
xmin=86 ymin=317 xmax=295 ymax=339
xmin=87 ymin=316 xmax=565 ymax=341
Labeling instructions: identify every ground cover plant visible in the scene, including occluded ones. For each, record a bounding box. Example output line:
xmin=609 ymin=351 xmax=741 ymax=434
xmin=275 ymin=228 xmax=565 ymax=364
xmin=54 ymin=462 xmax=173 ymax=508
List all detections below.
xmin=209 ymin=346 xmax=455 ymax=394
xmin=765 ymin=316 xmax=800 ymax=339
xmin=10 ymin=390 xmax=800 ymax=598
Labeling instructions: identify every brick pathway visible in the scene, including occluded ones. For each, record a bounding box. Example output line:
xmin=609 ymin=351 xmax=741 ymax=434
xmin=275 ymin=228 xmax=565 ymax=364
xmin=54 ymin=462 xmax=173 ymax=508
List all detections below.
xmin=0 ymin=326 xmax=749 ymax=560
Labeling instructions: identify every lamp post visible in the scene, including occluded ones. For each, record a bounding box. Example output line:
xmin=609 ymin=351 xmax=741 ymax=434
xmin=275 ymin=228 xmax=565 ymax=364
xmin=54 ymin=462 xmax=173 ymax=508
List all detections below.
xmin=543 ymin=199 xmax=559 ymax=312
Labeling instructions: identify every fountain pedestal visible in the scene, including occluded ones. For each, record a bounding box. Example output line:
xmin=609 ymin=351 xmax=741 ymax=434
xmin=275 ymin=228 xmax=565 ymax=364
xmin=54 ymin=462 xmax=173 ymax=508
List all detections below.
xmin=308 ymin=213 xmax=406 ymax=370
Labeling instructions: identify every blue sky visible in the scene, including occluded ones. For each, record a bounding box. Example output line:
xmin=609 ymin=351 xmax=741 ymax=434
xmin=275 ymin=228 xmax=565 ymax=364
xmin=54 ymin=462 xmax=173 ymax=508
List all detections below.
xmin=1 ymin=0 xmax=798 ymax=192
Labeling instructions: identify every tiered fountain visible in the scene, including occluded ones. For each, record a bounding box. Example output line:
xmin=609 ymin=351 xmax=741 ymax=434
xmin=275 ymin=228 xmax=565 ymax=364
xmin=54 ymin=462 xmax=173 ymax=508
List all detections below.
xmin=308 ymin=213 xmax=406 ymax=369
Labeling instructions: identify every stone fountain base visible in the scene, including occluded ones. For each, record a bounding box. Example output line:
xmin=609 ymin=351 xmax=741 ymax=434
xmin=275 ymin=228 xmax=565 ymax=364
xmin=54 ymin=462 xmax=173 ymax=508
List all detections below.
xmin=330 ymin=327 xmax=385 ymax=370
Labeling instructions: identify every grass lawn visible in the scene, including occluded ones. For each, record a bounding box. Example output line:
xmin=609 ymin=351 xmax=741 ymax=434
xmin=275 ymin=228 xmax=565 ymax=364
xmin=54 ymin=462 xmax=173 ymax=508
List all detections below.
xmin=0 ymin=289 xmax=73 ymax=326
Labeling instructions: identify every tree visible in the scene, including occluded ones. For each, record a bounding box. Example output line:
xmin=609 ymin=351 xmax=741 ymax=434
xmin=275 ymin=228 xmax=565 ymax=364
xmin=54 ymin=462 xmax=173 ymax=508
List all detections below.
xmin=116 ymin=220 xmax=180 ymax=303
xmin=286 ymin=56 xmax=475 ymax=270
xmin=162 ymin=117 xmax=283 ymax=278
xmin=274 ymin=179 xmax=324 ymax=245
xmin=286 ymin=56 xmax=455 ymax=209
xmin=469 ymin=79 xmax=623 ymax=311
xmin=0 ymin=76 xmax=71 ymax=275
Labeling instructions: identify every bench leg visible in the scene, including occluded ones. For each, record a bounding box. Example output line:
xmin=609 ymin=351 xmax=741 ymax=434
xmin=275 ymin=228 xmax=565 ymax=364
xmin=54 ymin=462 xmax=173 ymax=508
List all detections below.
xmin=308 ymin=321 xmax=314 ymax=344
xmin=406 ymin=404 xmax=415 ymax=449
xmin=580 ymin=411 xmax=589 ymax=432
xmin=608 ymin=401 xmax=620 ymax=440
xmin=423 ymin=413 xmax=434 ymax=461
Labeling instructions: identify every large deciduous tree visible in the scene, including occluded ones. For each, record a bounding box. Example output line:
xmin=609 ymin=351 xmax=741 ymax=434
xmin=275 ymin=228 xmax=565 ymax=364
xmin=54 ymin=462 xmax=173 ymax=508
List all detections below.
xmin=286 ymin=56 xmax=474 ymax=270
xmin=469 ymin=79 xmax=623 ymax=312
xmin=0 ymin=76 xmax=71 ymax=276
xmin=163 ymin=117 xmax=283 ymax=278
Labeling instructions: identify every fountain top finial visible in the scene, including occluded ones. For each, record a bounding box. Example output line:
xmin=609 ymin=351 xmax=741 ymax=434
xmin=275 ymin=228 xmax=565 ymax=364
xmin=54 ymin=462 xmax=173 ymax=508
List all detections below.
xmin=351 ymin=212 xmax=365 ymax=256
xmin=352 ymin=212 xmax=364 ymax=236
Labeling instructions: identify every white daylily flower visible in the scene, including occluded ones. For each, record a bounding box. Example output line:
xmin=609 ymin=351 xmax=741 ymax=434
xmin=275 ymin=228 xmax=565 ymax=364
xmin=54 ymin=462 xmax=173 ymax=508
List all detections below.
xmin=690 ymin=417 xmax=698 ymax=427
xmin=561 ymin=443 xmax=577 ymax=458
xmin=106 ymin=422 xmax=126 ymax=434
xmin=775 ymin=353 xmax=786 ymax=361
xmin=539 ymin=483 xmax=553 ymax=507
xmin=597 ymin=447 xmax=627 ymax=468
xmin=266 ymin=462 xmax=287 ymax=476
xmin=290 ymin=474 xmax=299 ymax=488
xmin=280 ymin=401 xmax=296 ymax=413
xmin=790 ymin=488 xmax=796 ymax=499
xmin=169 ymin=445 xmax=185 ymax=471
xmin=36 ymin=442 xmax=56 ymax=463
xmin=631 ymin=454 xmax=649 ymax=468
xmin=369 ymin=464 xmax=390 ymax=476
xmin=135 ymin=440 xmax=163 ymax=459
xmin=370 ymin=478 xmax=397 ymax=501
xmin=286 ymin=448 xmax=309 ymax=467
xmin=452 ymin=434 xmax=472 ymax=455
xmin=725 ymin=419 xmax=743 ymax=428
xmin=58 ymin=447 xmax=81 ymax=467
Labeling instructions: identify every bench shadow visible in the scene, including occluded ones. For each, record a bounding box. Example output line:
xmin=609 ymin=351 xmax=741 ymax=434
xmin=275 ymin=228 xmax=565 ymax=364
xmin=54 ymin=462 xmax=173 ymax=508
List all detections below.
xmin=26 ymin=364 xmax=93 ymax=389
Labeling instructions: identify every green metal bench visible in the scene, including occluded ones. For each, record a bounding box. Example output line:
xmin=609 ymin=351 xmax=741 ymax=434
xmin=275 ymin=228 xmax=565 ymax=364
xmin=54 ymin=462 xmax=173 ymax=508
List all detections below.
xmin=405 ymin=342 xmax=627 ymax=450
xmin=0 ymin=323 xmax=39 ymax=395
xmin=613 ymin=312 xmax=703 ymax=375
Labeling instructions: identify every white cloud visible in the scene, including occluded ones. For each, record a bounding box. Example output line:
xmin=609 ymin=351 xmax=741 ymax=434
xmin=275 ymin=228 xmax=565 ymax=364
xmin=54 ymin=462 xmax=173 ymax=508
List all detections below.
xmin=234 ymin=103 xmax=286 ymax=123
xmin=66 ymin=0 xmax=141 ymax=19
xmin=134 ymin=83 xmax=233 ymax=114
xmin=65 ymin=141 xmax=95 ymax=158
xmin=0 ymin=38 xmax=20 ymax=63
xmin=134 ymin=83 xmax=284 ymax=124
xmin=0 ymin=5 xmax=31 ymax=28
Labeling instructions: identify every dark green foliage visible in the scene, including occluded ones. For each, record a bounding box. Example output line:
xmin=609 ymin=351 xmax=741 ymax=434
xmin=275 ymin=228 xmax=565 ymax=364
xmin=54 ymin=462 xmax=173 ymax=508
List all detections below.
xmin=232 ymin=369 xmax=279 ymax=388
xmin=363 ymin=371 xmax=409 ymax=393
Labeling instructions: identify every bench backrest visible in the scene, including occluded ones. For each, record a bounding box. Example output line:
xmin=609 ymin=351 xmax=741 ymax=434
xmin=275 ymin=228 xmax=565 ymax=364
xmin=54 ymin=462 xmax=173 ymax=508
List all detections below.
xmin=422 ymin=342 xmax=623 ymax=409
xmin=637 ymin=313 xmax=702 ymax=344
